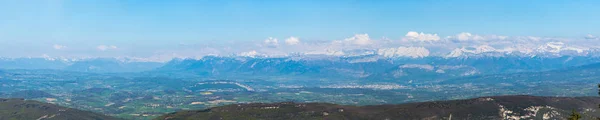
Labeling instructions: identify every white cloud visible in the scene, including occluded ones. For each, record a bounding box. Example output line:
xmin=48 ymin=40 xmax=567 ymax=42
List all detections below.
xmin=446 ymin=32 xmax=508 ymax=42
xmin=53 ymin=44 xmax=66 ymax=50
xmin=285 ymin=37 xmax=300 ymax=45
xmin=585 ymin=34 xmax=598 ymax=40
xmin=238 ymin=50 xmax=259 ymax=57
xmin=403 ymin=31 xmax=441 ymax=42
xmin=343 ymin=34 xmax=372 ymax=45
xmin=490 ymin=35 xmax=508 ymax=40
xmin=97 ymin=45 xmax=118 ymax=51
xmin=453 ymin=32 xmax=485 ymax=41
xmin=263 ymin=37 xmax=279 ymax=48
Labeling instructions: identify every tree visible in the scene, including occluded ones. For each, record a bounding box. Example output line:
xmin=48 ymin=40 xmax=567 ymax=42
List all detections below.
xmin=568 ymin=109 xmax=582 ymax=120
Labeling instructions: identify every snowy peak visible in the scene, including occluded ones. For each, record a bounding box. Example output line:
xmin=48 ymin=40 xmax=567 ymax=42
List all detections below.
xmin=304 ymin=49 xmax=346 ymax=56
xmin=446 ymin=42 xmax=590 ymax=58
xmin=445 ymin=45 xmax=500 ymax=58
xmin=446 ymin=48 xmax=465 ymax=58
xmin=536 ymin=42 xmax=586 ymax=54
xmin=377 ymin=47 xmax=430 ymax=58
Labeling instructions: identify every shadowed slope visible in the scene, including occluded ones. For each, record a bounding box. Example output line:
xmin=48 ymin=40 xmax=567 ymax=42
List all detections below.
xmin=0 ymin=98 xmax=120 ymax=120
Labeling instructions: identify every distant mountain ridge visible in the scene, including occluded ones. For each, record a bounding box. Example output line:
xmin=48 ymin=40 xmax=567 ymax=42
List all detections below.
xmin=155 ymin=56 xmax=600 ymax=81
xmin=156 ymin=95 xmax=600 ymax=120
xmin=0 ymin=57 xmax=164 ymax=73
xmin=2 ymin=54 xmax=600 ymax=74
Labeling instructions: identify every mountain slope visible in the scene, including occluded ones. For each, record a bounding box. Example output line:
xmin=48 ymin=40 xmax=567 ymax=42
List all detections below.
xmin=0 ymin=98 xmax=120 ymax=120
xmin=156 ymin=56 xmax=600 ymax=79
xmin=156 ymin=95 xmax=600 ymax=120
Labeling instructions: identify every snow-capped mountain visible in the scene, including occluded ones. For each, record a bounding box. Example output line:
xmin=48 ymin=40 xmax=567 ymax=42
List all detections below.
xmin=445 ymin=42 xmax=592 ymax=58
xmin=377 ymin=47 xmax=430 ymax=58
xmin=3 ymin=41 xmax=600 ymax=74
xmin=153 ymin=54 xmax=600 ymax=83
xmin=229 ymin=41 xmax=598 ymax=59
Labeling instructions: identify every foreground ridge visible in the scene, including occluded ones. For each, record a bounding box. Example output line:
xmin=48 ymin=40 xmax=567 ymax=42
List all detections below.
xmin=156 ymin=95 xmax=600 ymax=120
xmin=0 ymin=98 xmax=121 ymax=120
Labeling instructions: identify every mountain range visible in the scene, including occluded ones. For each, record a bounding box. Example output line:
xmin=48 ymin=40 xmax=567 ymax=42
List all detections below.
xmin=3 ymin=50 xmax=600 ymax=75
xmin=153 ymin=55 xmax=600 ymax=82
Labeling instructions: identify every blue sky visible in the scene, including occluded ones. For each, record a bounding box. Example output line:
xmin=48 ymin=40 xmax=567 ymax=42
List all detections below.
xmin=0 ymin=0 xmax=599 ymax=59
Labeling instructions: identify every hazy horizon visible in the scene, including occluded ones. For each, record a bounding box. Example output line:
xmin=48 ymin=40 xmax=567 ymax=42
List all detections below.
xmin=1 ymin=0 xmax=599 ymax=61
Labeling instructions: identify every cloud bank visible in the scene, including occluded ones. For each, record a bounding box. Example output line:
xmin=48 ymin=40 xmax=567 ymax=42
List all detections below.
xmin=341 ymin=34 xmax=372 ymax=46
xmin=285 ymin=37 xmax=300 ymax=45
xmin=8 ymin=32 xmax=600 ymax=62
xmin=585 ymin=34 xmax=598 ymax=40
xmin=263 ymin=37 xmax=279 ymax=48
xmin=97 ymin=45 xmax=118 ymax=51
xmin=53 ymin=44 xmax=66 ymax=50
xmin=403 ymin=31 xmax=441 ymax=42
